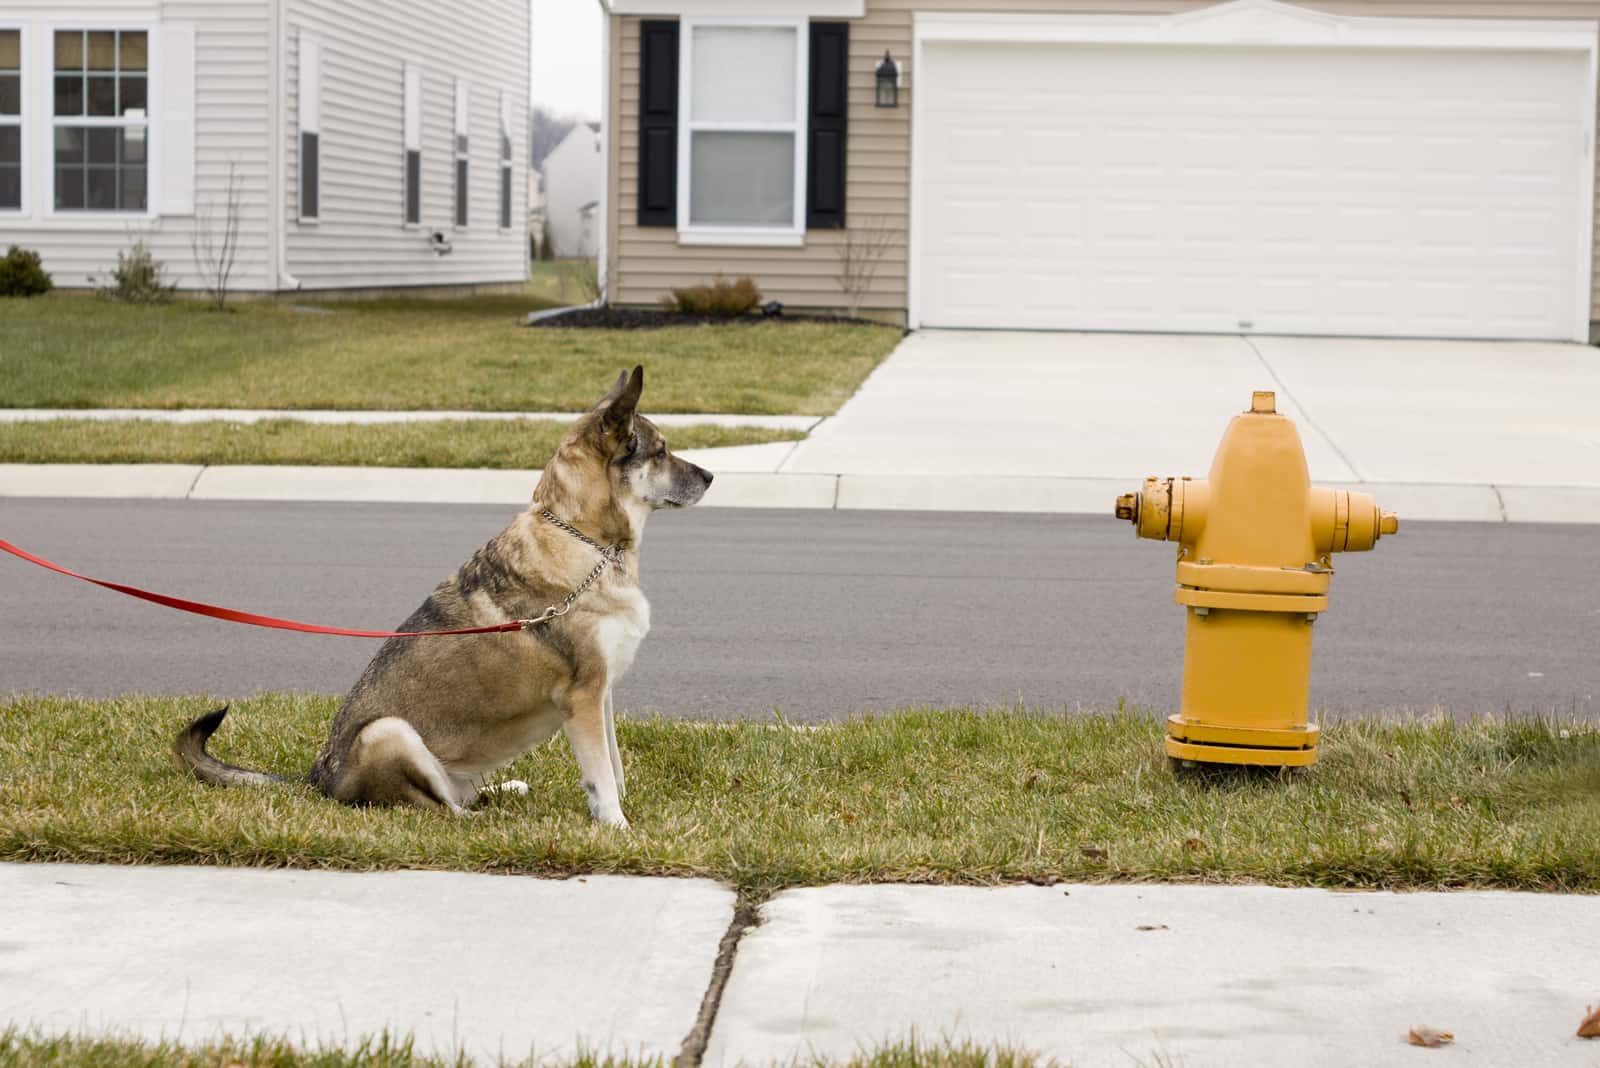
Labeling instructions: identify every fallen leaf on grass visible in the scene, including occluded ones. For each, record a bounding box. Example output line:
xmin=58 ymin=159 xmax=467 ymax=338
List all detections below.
xmin=1135 ymin=924 xmax=1168 ymax=932
xmin=1579 ymin=1003 xmax=1600 ymax=1038
xmin=1183 ymin=834 xmax=1205 ymax=852
xmin=1407 ymin=1026 xmax=1453 ymax=1048
xmin=1080 ymin=846 xmax=1107 ymax=860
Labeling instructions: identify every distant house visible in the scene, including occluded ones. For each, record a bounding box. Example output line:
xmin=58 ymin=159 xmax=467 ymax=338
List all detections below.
xmin=594 ymin=0 xmax=1600 ymax=342
xmin=0 ymin=1 xmax=530 ymax=294
xmin=542 ymin=121 xmax=601 ymax=258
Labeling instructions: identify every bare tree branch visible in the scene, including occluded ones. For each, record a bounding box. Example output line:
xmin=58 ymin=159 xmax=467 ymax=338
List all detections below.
xmin=835 ymin=215 xmax=897 ymax=319
xmin=191 ymin=161 xmax=243 ymax=311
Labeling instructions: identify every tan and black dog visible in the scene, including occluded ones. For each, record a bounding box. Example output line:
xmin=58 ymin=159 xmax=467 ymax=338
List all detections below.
xmin=173 ymin=366 xmax=711 ymax=827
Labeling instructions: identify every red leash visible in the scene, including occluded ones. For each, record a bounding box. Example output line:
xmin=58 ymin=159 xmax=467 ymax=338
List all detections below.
xmin=0 ymin=537 xmax=528 ymax=638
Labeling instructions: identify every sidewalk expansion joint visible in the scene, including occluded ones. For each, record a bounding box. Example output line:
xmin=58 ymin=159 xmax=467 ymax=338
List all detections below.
xmin=674 ymin=890 xmax=767 ymax=1068
xmin=1242 ymin=336 xmax=1365 ymax=482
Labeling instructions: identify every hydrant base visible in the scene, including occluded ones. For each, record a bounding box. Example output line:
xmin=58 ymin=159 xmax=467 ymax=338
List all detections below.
xmin=1165 ymin=715 xmax=1319 ymax=768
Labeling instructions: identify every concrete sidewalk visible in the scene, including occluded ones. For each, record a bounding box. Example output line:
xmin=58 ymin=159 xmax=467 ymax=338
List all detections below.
xmin=0 ymin=407 xmax=821 ymax=432
xmin=6 ymin=863 xmax=1599 ymax=1066
xmin=4 ymin=330 xmax=1598 ymax=521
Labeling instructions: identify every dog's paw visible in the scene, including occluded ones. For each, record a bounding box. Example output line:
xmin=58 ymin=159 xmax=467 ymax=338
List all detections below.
xmin=487 ymin=779 xmax=530 ymax=796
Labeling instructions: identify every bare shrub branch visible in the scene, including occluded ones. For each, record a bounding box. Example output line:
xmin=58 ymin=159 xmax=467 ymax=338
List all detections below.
xmin=835 ymin=215 xmax=897 ymax=319
xmin=191 ymin=161 xmax=243 ymax=311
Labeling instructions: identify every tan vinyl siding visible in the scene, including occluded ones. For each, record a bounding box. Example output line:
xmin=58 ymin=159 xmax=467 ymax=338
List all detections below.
xmin=2 ymin=0 xmax=273 ymax=292
xmin=610 ymin=0 xmax=1600 ymax=322
xmin=284 ymin=0 xmax=528 ymax=290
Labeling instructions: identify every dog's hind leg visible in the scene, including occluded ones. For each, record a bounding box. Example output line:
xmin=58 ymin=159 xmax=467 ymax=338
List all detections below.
xmin=563 ymin=692 xmax=627 ymax=828
xmin=604 ymin=686 xmax=625 ymax=801
xmin=330 ymin=716 xmax=467 ymax=814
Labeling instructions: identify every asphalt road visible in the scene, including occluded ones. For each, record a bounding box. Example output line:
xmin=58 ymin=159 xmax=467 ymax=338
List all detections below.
xmin=1 ymin=499 xmax=1595 ymax=720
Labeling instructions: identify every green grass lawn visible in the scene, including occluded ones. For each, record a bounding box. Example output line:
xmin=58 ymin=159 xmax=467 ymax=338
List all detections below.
xmin=526 ymin=258 xmax=600 ymax=306
xmin=3 ymin=696 xmax=1594 ymax=894
xmin=0 ymin=292 xmax=900 ymax=415
xmin=0 ymin=419 xmax=801 ymax=468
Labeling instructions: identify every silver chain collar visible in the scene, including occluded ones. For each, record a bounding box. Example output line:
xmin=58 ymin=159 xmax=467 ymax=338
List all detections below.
xmin=515 ymin=509 xmax=626 ymax=630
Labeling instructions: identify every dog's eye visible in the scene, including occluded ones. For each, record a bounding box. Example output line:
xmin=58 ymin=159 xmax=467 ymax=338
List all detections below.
xmin=656 ymin=446 xmax=668 ymax=459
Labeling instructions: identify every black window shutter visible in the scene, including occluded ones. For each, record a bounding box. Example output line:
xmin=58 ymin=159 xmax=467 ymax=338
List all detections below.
xmin=637 ymin=19 xmax=678 ymax=227
xmin=807 ymin=21 xmax=848 ymax=230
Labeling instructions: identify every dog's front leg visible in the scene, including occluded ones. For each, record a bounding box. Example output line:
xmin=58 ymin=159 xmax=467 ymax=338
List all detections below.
xmin=604 ymin=686 xmax=625 ymax=801
xmin=563 ymin=691 xmax=628 ymax=828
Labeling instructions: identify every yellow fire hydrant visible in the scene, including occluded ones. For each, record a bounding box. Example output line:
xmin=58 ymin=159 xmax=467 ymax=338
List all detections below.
xmin=1114 ymin=391 xmax=1398 ymax=768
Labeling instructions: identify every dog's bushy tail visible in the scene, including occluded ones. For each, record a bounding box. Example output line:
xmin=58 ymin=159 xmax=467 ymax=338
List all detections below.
xmin=172 ymin=707 xmax=289 ymax=788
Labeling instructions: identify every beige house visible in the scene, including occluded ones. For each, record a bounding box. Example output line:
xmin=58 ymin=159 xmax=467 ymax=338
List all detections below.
xmin=596 ymin=0 xmax=1599 ymax=342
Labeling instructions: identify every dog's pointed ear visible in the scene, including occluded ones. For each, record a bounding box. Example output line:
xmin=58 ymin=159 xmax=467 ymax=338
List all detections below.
xmin=600 ymin=365 xmax=644 ymax=438
xmin=594 ymin=369 xmax=630 ymax=411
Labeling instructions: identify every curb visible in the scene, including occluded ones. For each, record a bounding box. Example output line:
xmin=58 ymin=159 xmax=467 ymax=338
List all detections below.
xmin=3 ymin=463 xmax=1598 ymax=523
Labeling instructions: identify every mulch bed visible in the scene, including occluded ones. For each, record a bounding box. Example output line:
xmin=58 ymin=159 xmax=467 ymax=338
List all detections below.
xmin=527 ymin=305 xmax=891 ymax=330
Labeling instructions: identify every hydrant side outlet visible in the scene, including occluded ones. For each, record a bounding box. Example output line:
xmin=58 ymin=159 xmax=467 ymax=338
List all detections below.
xmin=1116 ymin=391 xmax=1399 ymax=769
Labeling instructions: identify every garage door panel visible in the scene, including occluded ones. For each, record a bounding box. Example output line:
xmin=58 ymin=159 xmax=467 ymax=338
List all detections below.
xmin=916 ymin=38 xmax=1589 ymax=338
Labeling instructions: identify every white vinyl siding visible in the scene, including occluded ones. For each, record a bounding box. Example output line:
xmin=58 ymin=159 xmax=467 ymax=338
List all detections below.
xmin=1 ymin=0 xmax=270 ymax=291
xmin=285 ymin=0 xmax=527 ymax=290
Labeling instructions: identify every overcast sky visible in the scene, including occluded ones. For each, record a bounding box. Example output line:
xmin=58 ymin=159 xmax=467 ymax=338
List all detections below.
xmin=531 ymin=0 xmax=603 ymax=119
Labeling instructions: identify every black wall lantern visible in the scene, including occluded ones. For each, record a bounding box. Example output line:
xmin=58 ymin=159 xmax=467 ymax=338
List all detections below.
xmin=875 ymin=50 xmax=899 ymax=108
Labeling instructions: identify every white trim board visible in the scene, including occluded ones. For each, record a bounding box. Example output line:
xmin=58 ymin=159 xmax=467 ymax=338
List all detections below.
xmin=907 ymin=0 xmax=1600 ymax=341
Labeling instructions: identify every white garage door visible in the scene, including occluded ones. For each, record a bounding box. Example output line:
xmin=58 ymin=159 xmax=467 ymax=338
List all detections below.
xmin=914 ymin=35 xmax=1592 ymax=340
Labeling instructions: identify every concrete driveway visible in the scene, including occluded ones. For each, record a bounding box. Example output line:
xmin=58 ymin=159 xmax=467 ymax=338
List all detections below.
xmin=780 ymin=331 xmax=1600 ymax=520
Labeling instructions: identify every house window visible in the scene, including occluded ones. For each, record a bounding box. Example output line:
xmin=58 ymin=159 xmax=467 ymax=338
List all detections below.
xmin=402 ymin=65 xmax=420 ymax=225
xmin=498 ymin=92 xmax=512 ymax=230
xmin=52 ymin=29 xmax=148 ymax=213
xmin=678 ymin=18 xmax=807 ymax=243
xmin=298 ymin=32 xmax=320 ymax=222
xmin=0 ymin=29 xmax=20 ymax=211
xmin=453 ymin=79 xmax=469 ymax=228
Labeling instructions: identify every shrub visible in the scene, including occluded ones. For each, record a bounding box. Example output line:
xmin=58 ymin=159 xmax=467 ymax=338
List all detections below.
xmin=97 ymin=239 xmax=176 ymax=304
xmin=660 ymin=275 xmax=762 ymax=318
xmin=0 ymin=246 xmax=53 ymax=298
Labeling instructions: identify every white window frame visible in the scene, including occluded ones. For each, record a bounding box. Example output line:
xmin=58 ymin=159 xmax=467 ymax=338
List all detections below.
xmin=453 ymin=78 xmax=469 ymax=230
xmin=45 ymin=19 xmax=158 ymax=222
xmin=675 ymin=15 xmax=808 ymax=248
xmin=0 ymin=22 xmax=25 ymax=216
xmin=402 ymin=63 xmax=421 ymax=228
xmin=296 ymin=29 xmax=320 ymax=224
xmin=497 ymin=90 xmax=512 ymax=232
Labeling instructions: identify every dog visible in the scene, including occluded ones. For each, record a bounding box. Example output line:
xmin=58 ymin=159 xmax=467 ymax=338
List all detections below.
xmin=173 ymin=365 xmax=711 ymax=827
